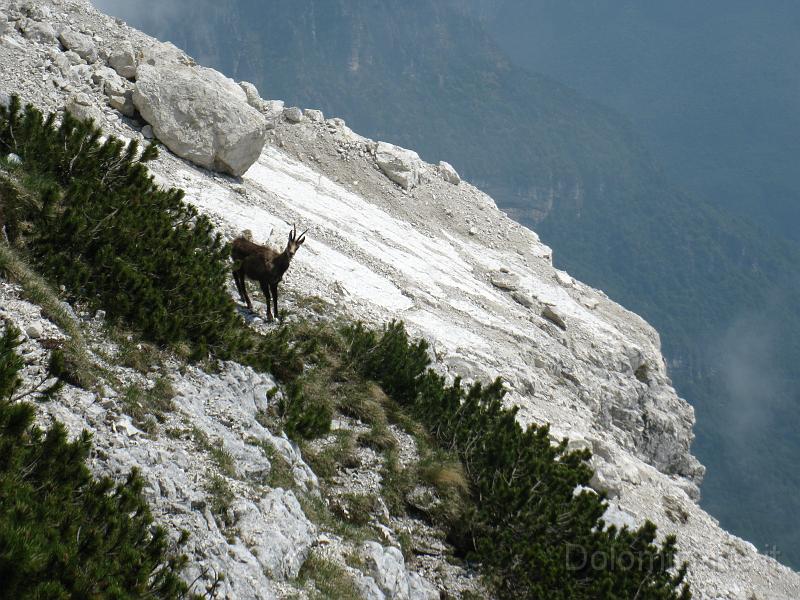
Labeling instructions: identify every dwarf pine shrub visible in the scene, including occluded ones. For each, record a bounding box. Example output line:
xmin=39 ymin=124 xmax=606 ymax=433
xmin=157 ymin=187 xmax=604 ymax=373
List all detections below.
xmin=0 ymin=97 xmax=247 ymax=358
xmin=344 ymin=321 xmax=691 ymax=600
xmin=0 ymin=324 xmax=196 ymax=599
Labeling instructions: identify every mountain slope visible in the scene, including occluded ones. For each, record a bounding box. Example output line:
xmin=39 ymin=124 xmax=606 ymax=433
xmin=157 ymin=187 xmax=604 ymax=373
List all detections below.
xmin=4 ymin=0 xmax=800 ymax=595
xmin=92 ymin=0 xmax=800 ymax=568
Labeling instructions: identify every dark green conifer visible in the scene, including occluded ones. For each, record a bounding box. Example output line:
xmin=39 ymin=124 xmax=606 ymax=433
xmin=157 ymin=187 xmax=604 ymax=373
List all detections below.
xmin=0 ymin=325 xmax=196 ymax=599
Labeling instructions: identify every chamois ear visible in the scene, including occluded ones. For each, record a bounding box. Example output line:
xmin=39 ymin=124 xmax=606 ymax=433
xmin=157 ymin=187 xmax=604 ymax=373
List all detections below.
xmin=297 ymin=228 xmax=308 ymax=245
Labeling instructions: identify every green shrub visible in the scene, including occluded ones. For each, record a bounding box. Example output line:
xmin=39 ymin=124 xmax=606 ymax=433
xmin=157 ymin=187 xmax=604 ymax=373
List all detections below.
xmin=0 ymin=325 xmax=196 ymax=599
xmin=279 ymin=380 xmax=332 ymax=440
xmin=0 ymin=97 xmax=248 ymax=358
xmin=344 ymin=320 xmax=691 ymax=600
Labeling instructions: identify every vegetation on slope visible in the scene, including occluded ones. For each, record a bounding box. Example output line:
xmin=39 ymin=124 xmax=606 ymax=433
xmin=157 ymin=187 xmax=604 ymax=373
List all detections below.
xmin=0 ymin=324 xmax=195 ymax=599
xmin=0 ymin=100 xmax=692 ymax=598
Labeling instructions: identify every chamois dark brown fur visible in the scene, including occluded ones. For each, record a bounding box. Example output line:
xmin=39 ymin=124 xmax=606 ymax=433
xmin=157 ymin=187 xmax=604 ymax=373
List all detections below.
xmin=231 ymin=224 xmax=307 ymax=321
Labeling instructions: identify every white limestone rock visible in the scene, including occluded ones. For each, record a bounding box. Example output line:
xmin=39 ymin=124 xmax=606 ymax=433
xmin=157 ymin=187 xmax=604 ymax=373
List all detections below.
xmin=233 ymin=490 xmax=316 ymax=580
xmin=139 ymin=41 xmax=193 ymax=67
xmin=238 ymin=80 xmax=267 ymax=111
xmin=375 ymin=141 xmax=425 ymax=190
xmin=19 ymin=19 xmax=58 ymax=45
xmin=437 ymin=160 xmax=461 ymax=185
xmin=0 ymin=15 xmax=11 ymax=37
xmin=303 ymin=108 xmax=324 ymax=122
xmin=133 ymin=63 xmax=267 ymax=176
xmin=361 ymin=542 xmax=439 ymax=600
xmin=65 ymin=92 xmax=104 ymax=125
xmin=283 ymin=106 xmax=304 ymax=123
xmin=58 ymin=29 xmax=98 ymax=63
xmin=107 ymin=40 xmax=137 ymax=79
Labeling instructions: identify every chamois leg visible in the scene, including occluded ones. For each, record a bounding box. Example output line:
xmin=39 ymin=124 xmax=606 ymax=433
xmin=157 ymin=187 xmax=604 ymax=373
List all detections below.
xmin=233 ymin=269 xmax=247 ymax=305
xmin=270 ymin=282 xmax=279 ymax=322
xmin=236 ymin=271 xmax=253 ymax=310
xmin=260 ymin=280 xmax=274 ymax=321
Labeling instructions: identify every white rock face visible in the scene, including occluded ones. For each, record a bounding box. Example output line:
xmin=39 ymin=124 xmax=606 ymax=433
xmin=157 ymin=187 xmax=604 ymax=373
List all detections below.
xmin=133 ymin=63 xmax=268 ymax=176
xmin=375 ymin=141 xmax=425 ymax=190
xmin=234 ymin=490 xmax=316 ymax=580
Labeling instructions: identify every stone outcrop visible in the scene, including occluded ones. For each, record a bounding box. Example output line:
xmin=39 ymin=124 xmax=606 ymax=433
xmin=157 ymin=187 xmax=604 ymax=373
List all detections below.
xmin=375 ymin=141 xmax=425 ymax=190
xmin=358 ymin=542 xmax=439 ymax=600
xmin=133 ymin=64 xmax=268 ymax=176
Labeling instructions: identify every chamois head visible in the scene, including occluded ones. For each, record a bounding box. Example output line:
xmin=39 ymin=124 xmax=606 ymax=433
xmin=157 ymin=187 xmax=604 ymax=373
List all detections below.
xmin=286 ymin=223 xmax=307 ymax=259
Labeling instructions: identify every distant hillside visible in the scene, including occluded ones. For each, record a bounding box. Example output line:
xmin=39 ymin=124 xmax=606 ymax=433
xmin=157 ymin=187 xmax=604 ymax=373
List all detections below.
xmin=95 ymin=0 xmax=800 ymax=569
xmin=461 ymin=0 xmax=800 ymax=242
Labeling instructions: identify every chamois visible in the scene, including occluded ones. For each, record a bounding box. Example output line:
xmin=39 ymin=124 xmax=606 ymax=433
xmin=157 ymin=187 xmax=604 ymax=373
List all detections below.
xmin=231 ymin=224 xmax=307 ymax=321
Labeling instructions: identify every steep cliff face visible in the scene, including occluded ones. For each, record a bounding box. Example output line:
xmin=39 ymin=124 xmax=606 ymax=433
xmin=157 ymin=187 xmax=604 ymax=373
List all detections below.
xmin=1 ymin=1 xmax=799 ymax=598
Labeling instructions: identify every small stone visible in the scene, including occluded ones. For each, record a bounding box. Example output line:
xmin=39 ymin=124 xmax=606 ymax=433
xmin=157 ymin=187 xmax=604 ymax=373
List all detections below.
xmin=66 ymin=92 xmax=104 ymax=124
xmin=542 ymin=305 xmax=567 ymax=330
xmin=490 ymin=272 xmax=519 ymax=291
xmin=5 ymin=153 xmax=22 ymax=165
xmin=25 ymin=322 xmax=44 ymax=339
xmin=303 ymin=108 xmax=324 ymax=122
xmin=141 ymin=124 xmax=154 ymax=139
xmin=511 ymin=291 xmax=535 ymax=309
xmin=555 ymin=270 xmax=574 ymax=287
xmin=437 ymin=160 xmax=461 ymax=185
xmin=468 ymin=227 xmax=478 ymax=236
xmin=283 ymin=106 xmax=303 ymax=123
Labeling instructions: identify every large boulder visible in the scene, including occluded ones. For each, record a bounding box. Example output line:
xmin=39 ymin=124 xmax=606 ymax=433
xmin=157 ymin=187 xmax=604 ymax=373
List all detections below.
xmin=375 ymin=141 xmax=425 ymax=190
xmin=133 ymin=64 xmax=268 ymax=176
